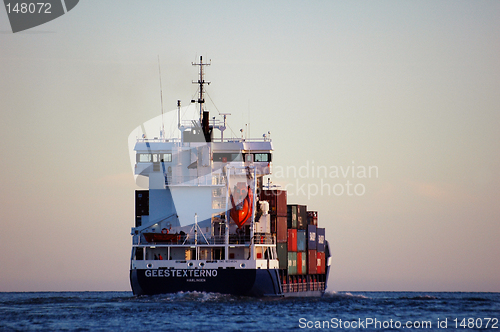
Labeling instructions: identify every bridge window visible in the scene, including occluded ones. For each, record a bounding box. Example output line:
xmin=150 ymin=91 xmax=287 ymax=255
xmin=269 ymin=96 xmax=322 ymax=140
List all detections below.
xmin=213 ymin=153 xmax=243 ymax=162
xmin=136 ymin=153 xmax=172 ymax=163
xmin=161 ymin=153 xmax=172 ymax=162
xmin=254 ymin=153 xmax=271 ymax=162
xmin=231 ymin=153 xmax=243 ymax=161
xmin=213 ymin=152 xmax=271 ymax=162
xmin=138 ymin=153 xmax=151 ymax=162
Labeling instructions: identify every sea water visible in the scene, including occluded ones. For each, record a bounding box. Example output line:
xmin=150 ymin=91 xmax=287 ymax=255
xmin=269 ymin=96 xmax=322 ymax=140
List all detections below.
xmin=0 ymin=291 xmax=498 ymax=331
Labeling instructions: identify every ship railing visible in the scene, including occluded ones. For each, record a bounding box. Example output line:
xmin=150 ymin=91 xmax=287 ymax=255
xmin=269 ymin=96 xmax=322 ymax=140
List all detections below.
xmin=166 ymin=174 xmax=224 ymax=186
xmin=139 ymin=235 xmax=258 ymax=246
xmin=252 ymin=234 xmax=275 ymax=245
xmin=138 ymin=234 xmax=277 ymax=246
xmin=136 ymin=138 xmax=181 ymax=143
xmin=228 ymin=235 xmax=251 ymax=245
xmin=181 ymin=118 xmax=226 ymax=128
xmin=211 ymin=137 xmax=272 ymax=143
xmin=135 ymin=136 xmax=271 ymax=144
xmin=281 ymin=280 xmax=325 ymax=293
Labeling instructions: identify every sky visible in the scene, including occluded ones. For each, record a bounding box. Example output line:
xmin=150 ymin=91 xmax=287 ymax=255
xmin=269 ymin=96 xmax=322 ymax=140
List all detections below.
xmin=0 ymin=0 xmax=499 ymax=292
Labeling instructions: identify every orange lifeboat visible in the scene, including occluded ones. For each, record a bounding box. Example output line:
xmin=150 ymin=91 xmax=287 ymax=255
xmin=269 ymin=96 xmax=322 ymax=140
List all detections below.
xmin=229 ymin=184 xmax=253 ymax=228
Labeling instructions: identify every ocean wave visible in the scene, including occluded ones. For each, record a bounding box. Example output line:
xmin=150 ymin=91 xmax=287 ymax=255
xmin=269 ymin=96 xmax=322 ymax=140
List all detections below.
xmin=136 ymin=291 xmax=239 ymax=303
xmin=323 ymin=291 xmax=370 ymax=299
xmin=398 ymin=294 xmax=438 ymax=300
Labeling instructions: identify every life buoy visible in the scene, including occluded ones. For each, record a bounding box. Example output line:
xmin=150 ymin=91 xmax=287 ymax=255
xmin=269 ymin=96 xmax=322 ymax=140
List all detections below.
xmin=229 ymin=184 xmax=253 ymax=228
xmin=161 ymin=228 xmax=169 ymax=234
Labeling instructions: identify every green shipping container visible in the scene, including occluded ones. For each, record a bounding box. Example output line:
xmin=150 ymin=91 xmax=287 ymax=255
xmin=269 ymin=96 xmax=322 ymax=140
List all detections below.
xmin=277 ymin=243 xmax=288 ymax=269
xmin=287 ymin=205 xmax=297 ymax=228
xmin=288 ymin=251 xmax=297 ymax=275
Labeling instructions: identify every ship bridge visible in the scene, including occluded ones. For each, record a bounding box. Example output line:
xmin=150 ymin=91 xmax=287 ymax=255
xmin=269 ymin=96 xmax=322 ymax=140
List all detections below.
xmin=133 ymin=135 xmax=273 ymax=186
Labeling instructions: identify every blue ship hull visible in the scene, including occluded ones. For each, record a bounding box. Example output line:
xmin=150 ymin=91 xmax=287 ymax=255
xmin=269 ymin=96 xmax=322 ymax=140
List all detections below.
xmin=130 ymin=268 xmax=283 ymax=297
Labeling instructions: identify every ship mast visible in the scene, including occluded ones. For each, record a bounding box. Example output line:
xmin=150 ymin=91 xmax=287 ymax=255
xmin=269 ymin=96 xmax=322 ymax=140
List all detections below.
xmin=191 ymin=56 xmax=211 ymax=123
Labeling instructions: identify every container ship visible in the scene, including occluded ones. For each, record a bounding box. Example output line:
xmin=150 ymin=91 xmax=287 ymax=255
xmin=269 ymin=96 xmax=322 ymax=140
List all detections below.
xmin=129 ymin=57 xmax=331 ymax=297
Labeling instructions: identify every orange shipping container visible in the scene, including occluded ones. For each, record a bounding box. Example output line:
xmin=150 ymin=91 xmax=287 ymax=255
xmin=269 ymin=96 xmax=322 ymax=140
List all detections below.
xmin=287 ymin=229 xmax=297 ymax=252
xmin=300 ymin=251 xmax=307 ymax=275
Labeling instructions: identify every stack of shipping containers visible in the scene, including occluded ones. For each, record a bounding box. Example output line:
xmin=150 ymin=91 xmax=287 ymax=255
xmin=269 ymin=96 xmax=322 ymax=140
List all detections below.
xmin=261 ymin=189 xmax=327 ymax=294
xmin=259 ymin=190 xmax=288 ymax=270
xmin=316 ymin=226 xmax=326 ymax=275
xmin=287 ymin=205 xmax=307 ymax=277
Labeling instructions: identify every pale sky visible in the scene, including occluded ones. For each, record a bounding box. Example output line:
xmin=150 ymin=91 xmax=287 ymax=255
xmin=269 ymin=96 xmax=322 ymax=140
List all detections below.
xmin=0 ymin=1 xmax=498 ymax=291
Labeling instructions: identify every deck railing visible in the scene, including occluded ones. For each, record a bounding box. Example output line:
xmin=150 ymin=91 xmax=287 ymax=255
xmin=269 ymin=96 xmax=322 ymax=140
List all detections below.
xmin=282 ymin=281 xmax=325 ymax=293
xmin=138 ymin=234 xmax=275 ymax=246
xmin=136 ymin=137 xmax=271 ymax=144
